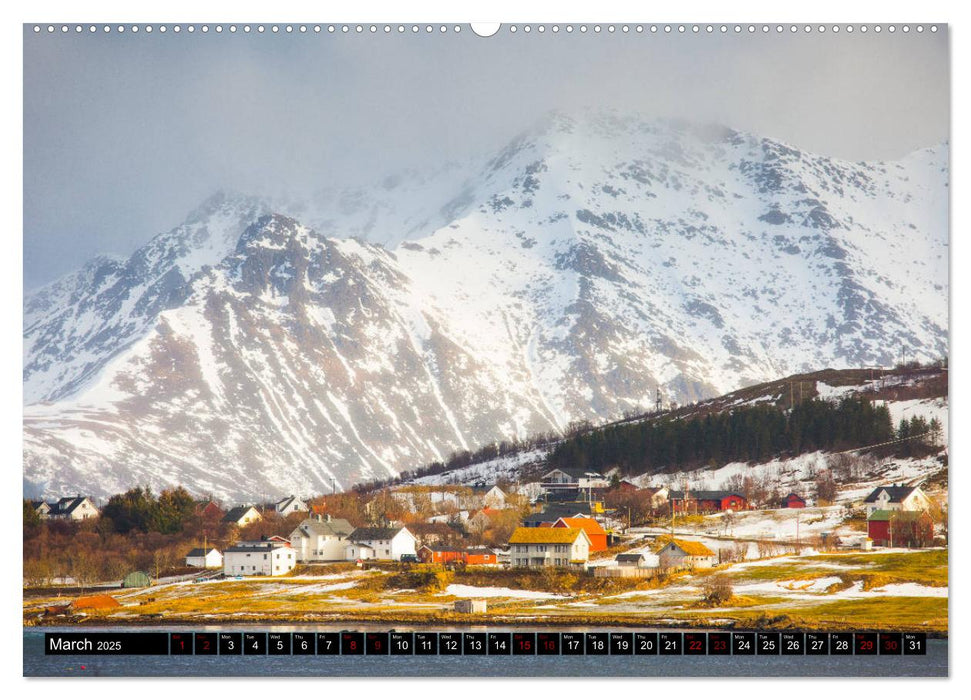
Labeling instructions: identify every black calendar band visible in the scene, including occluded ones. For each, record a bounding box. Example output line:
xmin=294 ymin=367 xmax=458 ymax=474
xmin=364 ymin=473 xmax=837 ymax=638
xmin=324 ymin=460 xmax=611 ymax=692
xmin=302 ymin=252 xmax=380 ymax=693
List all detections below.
xmin=44 ymin=631 xmax=927 ymax=656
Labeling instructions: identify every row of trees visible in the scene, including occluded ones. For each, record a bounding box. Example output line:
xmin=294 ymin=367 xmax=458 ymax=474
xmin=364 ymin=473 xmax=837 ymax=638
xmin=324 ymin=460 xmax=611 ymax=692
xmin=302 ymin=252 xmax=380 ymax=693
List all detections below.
xmin=546 ymin=396 xmax=933 ymax=477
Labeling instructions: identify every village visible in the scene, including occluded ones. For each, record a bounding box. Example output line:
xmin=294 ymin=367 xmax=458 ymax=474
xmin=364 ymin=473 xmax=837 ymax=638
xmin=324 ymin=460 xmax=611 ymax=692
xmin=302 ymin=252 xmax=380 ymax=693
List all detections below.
xmin=23 ymin=459 xmax=948 ymax=633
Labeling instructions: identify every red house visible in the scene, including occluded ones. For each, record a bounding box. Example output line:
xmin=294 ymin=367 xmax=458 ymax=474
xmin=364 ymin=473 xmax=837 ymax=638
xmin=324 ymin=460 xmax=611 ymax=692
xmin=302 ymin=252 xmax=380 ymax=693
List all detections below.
xmin=867 ymin=510 xmax=934 ymax=548
xmin=669 ymin=490 xmax=747 ymax=514
xmin=551 ymin=516 xmax=608 ymax=552
xmin=195 ymin=499 xmax=224 ymax=520
xmin=417 ymin=545 xmax=465 ymax=564
xmin=781 ymin=493 xmax=807 ymax=509
xmin=463 ymin=547 xmax=498 ymax=565
xmin=417 ymin=545 xmax=497 ymax=565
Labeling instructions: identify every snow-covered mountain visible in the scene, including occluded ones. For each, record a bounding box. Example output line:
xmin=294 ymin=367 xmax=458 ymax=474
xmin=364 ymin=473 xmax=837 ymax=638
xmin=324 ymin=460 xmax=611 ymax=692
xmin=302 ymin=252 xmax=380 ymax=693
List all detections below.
xmin=23 ymin=110 xmax=948 ymax=501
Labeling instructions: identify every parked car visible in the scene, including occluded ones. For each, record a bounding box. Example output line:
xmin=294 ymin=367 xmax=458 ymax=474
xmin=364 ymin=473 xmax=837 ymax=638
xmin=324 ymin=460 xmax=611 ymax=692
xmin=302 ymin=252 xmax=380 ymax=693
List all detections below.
xmin=400 ymin=553 xmax=419 ymax=563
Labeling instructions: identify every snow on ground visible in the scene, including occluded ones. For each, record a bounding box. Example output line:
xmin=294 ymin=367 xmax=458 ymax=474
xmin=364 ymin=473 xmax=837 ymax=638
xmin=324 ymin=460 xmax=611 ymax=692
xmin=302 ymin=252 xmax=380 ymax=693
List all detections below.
xmin=409 ymin=449 xmax=548 ymax=487
xmin=732 ymin=579 xmax=947 ymax=600
xmin=704 ymin=506 xmax=849 ymax=541
xmin=440 ymin=583 xmax=569 ymax=600
xmin=882 ymin=397 xmax=948 ymax=444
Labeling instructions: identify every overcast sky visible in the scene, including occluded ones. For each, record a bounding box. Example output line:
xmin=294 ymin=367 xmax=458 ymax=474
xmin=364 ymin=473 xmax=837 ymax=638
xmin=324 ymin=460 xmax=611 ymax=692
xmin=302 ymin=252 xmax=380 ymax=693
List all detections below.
xmin=23 ymin=25 xmax=949 ymax=290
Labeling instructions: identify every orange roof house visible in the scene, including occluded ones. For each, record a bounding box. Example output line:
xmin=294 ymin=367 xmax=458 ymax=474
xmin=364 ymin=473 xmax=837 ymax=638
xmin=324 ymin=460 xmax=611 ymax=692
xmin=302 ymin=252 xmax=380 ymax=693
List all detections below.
xmin=552 ymin=517 xmax=608 ymax=552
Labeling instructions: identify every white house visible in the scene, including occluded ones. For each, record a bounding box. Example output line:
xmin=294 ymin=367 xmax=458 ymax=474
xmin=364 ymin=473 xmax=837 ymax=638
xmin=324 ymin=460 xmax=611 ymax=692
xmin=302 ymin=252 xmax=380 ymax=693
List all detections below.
xmin=471 ymin=485 xmax=507 ymax=509
xmin=289 ymin=515 xmax=356 ymax=562
xmin=658 ymin=540 xmax=716 ymax=570
xmin=507 ymin=527 xmax=591 ymax=568
xmin=223 ymin=540 xmax=296 ymax=576
xmin=185 ymin=547 xmax=223 ymax=568
xmin=274 ymin=495 xmax=309 ymax=517
xmin=344 ymin=527 xmax=417 ymax=561
xmin=541 ymin=468 xmax=608 ymax=491
xmin=221 ymin=505 xmax=263 ymax=528
xmin=515 ymin=482 xmax=545 ymax=503
xmin=862 ymin=485 xmax=932 ymax=517
xmin=38 ymin=496 xmax=99 ymax=521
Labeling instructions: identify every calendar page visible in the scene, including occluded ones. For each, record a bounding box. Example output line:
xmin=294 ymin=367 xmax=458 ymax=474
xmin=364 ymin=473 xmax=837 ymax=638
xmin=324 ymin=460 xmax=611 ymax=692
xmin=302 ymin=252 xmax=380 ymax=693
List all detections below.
xmin=21 ymin=18 xmax=949 ymax=679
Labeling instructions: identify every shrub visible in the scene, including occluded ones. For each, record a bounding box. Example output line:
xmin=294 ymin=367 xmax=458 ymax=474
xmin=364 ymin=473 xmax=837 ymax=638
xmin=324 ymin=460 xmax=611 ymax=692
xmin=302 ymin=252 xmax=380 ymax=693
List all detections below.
xmin=700 ymin=575 xmax=733 ymax=606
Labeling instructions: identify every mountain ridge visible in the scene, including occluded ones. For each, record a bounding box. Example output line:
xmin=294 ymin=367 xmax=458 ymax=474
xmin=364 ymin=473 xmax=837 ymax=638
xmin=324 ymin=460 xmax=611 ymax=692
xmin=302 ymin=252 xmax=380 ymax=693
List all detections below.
xmin=23 ymin=111 xmax=948 ymax=501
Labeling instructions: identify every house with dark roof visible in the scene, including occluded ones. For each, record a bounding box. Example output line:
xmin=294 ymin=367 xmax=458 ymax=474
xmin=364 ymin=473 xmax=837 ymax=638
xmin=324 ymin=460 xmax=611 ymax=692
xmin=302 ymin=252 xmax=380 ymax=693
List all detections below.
xmin=223 ymin=539 xmax=295 ymax=576
xmin=274 ymin=495 xmax=309 ymax=517
xmin=289 ymin=514 xmax=355 ymax=561
xmin=541 ymin=467 xmax=609 ymax=493
xmin=781 ymin=493 xmax=807 ymax=509
xmin=40 ymin=496 xmax=99 ymax=521
xmin=863 ymin=485 xmax=931 ymax=517
xmin=668 ymin=490 xmax=747 ymax=514
xmin=221 ymin=505 xmax=262 ymax=527
xmin=523 ymin=503 xmax=595 ymax=527
xmin=345 ymin=526 xmax=417 ymax=562
xmin=185 ymin=547 xmax=223 ymax=568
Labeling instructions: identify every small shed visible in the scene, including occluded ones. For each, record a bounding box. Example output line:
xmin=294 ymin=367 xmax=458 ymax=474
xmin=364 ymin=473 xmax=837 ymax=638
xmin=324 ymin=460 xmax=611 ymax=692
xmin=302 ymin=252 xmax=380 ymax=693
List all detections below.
xmin=781 ymin=493 xmax=807 ymax=509
xmin=454 ymin=599 xmax=487 ymax=614
xmin=122 ymin=570 xmax=152 ymax=588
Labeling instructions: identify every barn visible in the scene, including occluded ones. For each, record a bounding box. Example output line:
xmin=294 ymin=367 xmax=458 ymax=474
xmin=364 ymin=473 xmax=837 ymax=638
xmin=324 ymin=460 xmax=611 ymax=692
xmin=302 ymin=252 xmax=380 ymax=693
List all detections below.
xmin=781 ymin=493 xmax=807 ymax=509
xmin=867 ymin=510 xmax=934 ymax=548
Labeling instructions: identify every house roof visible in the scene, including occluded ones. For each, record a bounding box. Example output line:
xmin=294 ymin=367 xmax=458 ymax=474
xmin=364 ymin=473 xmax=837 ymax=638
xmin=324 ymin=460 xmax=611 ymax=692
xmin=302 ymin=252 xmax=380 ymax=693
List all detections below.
xmin=863 ymin=486 xmax=918 ymax=504
xmin=186 ymin=548 xmax=220 ymax=557
xmin=867 ymin=509 xmax=931 ymax=522
xmin=784 ymin=493 xmax=806 ymax=500
xmin=663 ymin=539 xmax=715 ymax=557
xmin=542 ymin=467 xmax=603 ymax=479
xmin=292 ymin=517 xmax=355 ymax=538
xmin=349 ymin=527 xmax=406 ymax=541
xmin=420 ymin=544 xmax=459 ymax=552
xmin=668 ymin=490 xmax=744 ymax=501
xmin=527 ymin=503 xmax=594 ymax=520
xmin=555 ymin=517 xmax=606 ymax=537
xmin=275 ymin=495 xmax=307 ymax=511
xmin=48 ymin=496 xmax=95 ymax=516
xmin=508 ymin=527 xmax=590 ymax=545
xmin=224 ymin=540 xmax=289 ymax=553
xmin=616 ymin=553 xmax=646 ymax=562
xmin=472 ymin=507 xmax=502 ymax=519
xmin=222 ymin=505 xmax=260 ymax=523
